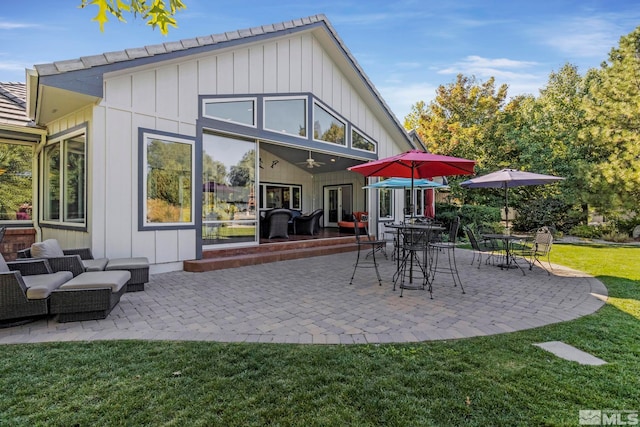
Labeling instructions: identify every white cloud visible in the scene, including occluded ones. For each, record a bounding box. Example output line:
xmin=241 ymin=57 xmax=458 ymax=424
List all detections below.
xmin=377 ymin=82 xmax=439 ymax=120
xmin=0 ymin=21 xmax=37 ymax=30
xmin=435 ymin=55 xmax=547 ymax=98
xmin=538 ymin=16 xmax=622 ymax=58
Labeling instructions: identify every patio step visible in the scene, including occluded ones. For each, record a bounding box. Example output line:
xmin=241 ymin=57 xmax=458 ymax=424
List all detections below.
xmin=183 ymin=236 xmax=359 ymax=272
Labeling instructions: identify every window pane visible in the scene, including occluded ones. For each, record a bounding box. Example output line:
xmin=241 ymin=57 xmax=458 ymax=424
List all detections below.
xmin=313 ymin=104 xmax=345 ymax=145
xmin=202 ymin=133 xmax=256 ymax=245
xmin=352 ymin=130 xmax=376 ymax=152
xmin=379 ymin=188 xmax=392 ymax=218
xmin=0 ymin=143 xmax=32 ymax=221
xmin=146 ymin=138 xmax=193 ymax=224
xmin=204 ymin=100 xmax=255 ymax=126
xmin=44 ymin=144 xmax=60 ymax=221
xmin=264 ymin=99 xmax=306 ymax=137
xmin=64 ymin=135 xmax=86 ymax=222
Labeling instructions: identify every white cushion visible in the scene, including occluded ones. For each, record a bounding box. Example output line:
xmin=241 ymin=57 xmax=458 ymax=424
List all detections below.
xmin=30 ymin=239 xmax=65 ymax=258
xmin=0 ymin=256 xmax=8 ymax=273
xmin=23 ymin=271 xmax=73 ymax=299
xmin=105 ymin=257 xmax=149 ymax=270
xmin=59 ymin=271 xmax=130 ymax=292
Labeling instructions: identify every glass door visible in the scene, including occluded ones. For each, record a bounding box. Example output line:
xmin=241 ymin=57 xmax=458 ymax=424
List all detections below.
xmin=202 ymin=133 xmax=257 ymax=246
xmin=323 ymin=185 xmax=352 ymax=227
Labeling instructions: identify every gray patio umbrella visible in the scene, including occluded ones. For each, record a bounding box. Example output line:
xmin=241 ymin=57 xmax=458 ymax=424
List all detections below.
xmin=460 ymin=169 xmax=565 ymax=229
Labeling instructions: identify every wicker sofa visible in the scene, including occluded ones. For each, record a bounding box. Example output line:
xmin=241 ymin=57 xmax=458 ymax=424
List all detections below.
xmin=18 ymin=239 xmax=149 ymax=292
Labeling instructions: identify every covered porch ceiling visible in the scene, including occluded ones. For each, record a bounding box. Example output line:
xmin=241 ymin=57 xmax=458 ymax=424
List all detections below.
xmin=260 ymin=142 xmax=368 ymax=174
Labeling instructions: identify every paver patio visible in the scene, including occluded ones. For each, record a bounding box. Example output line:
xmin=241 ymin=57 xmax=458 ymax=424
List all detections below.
xmin=0 ymin=248 xmax=607 ymax=345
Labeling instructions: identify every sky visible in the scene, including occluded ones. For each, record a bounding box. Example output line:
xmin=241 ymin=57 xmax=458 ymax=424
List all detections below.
xmin=1 ymin=1 xmax=638 ymax=120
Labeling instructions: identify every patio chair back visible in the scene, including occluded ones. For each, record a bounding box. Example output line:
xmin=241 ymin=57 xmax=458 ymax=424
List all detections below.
xmin=533 ymin=226 xmax=553 ymax=255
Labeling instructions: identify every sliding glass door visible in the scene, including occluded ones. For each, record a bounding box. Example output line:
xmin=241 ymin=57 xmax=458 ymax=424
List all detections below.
xmin=202 ymin=133 xmax=257 ymax=246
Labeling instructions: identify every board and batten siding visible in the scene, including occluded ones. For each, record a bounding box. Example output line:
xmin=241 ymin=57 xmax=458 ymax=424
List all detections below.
xmin=87 ymin=30 xmax=406 ymax=269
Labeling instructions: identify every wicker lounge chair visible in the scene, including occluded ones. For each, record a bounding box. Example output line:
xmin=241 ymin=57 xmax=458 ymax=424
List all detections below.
xmin=18 ymin=239 xmax=149 ymax=292
xmin=1 ymin=256 xmax=73 ymax=323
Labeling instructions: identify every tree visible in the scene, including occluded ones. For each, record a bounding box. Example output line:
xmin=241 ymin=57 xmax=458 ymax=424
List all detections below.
xmin=404 ymin=74 xmax=509 ymax=202
xmin=80 ymin=0 xmax=186 ymax=35
xmin=581 ymin=26 xmax=640 ymax=213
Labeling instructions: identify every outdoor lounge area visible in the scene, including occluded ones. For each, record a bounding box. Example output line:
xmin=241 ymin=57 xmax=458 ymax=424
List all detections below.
xmin=0 ymin=247 xmax=606 ymax=342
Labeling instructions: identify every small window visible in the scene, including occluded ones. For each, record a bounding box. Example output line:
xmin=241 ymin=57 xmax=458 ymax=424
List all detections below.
xmin=264 ymin=98 xmax=307 ymax=137
xmin=203 ymin=98 xmax=256 ymax=127
xmin=352 ymin=129 xmax=376 ymax=153
xmin=142 ymin=132 xmax=194 ymax=227
xmin=313 ymin=103 xmax=345 ymax=145
xmin=379 ymin=188 xmax=393 ymax=220
xmin=42 ymin=129 xmax=86 ymax=227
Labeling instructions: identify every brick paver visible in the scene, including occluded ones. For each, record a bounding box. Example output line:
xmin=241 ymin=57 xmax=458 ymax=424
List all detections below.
xmin=0 ymin=249 xmax=607 ymax=344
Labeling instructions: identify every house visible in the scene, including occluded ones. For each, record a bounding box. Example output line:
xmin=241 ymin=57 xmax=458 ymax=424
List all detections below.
xmin=1 ymin=14 xmax=419 ymax=272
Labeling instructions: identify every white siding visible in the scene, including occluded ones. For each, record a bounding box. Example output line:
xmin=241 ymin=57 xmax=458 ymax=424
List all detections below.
xmin=85 ymin=30 xmax=407 ymax=270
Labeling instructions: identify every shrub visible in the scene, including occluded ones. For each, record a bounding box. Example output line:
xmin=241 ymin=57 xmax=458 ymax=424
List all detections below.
xmin=601 ymin=231 xmax=631 ymax=243
xmin=511 ymin=197 xmax=577 ymax=233
xmin=435 ymin=203 xmax=501 ymax=237
xmin=569 ymin=224 xmax=602 ymax=239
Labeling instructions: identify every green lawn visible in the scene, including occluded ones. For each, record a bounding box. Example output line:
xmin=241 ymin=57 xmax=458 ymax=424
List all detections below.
xmin=1 ymin=244 xmax=638 ymax=426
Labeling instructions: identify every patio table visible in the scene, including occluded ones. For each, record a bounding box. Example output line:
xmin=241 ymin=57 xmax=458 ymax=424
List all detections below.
xmin=482 ymin=233 xmax=526 ymax=275
xmin=386 ymin=223 xmax=444 ymax=291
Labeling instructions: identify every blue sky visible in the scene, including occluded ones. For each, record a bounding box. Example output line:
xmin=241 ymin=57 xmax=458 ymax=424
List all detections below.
xmin=1 ymin=1 xmax=638 ymax=119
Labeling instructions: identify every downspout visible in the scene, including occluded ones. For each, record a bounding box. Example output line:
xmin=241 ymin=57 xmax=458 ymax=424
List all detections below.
xmin=32 ymin=132 xmax=46 ymax=242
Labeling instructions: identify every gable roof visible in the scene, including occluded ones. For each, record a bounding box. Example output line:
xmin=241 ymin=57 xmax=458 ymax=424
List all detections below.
xmin=31 ymin=14 xmax=413 ymax=148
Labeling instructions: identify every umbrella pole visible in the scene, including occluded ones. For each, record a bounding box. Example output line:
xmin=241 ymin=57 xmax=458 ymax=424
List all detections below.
xmin=504 ymin=185 xmax=509 ymax=232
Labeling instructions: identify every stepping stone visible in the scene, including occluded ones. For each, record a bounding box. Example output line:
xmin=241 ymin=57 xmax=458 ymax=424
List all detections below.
xmin=534 ymin=341 xmax=607 ymax=365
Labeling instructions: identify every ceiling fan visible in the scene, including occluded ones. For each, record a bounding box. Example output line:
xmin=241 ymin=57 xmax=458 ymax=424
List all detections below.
xmin=297 ymin=150 xmax=325 ymax=169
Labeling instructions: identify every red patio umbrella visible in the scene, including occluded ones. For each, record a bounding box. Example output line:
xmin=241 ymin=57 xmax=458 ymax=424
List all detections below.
xmin=348 ymin=149 xmax=475 ymax=218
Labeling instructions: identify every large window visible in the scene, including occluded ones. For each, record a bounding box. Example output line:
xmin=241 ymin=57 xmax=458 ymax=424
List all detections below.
xmin=264 ymin=97 xmax=306 ymax=137
xmin=313 ymin=102 xmax=345 ymax=145
xmin=42 ymin=130 xmax=86 ymax=226
xmin=203 ymin=98 xmax=256 ymax=127
xmin=0 ymin=143 xmax=33 ymax=222
xmin=202 ymin=133 xmax=257 ymax=245
xmin=142 ymin=132 xmax=194 ymax=227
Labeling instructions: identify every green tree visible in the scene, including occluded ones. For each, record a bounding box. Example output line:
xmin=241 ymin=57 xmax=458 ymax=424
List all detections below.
xmin=505 ymin=64 xmax=590 ymax=225
xmin=80 ymin=0 xmax=186 ymax=34
xmin=404 ymin=74 xmax=509 ymax=202
xmin=581 ymin=26 xmax=640 ymax=213
xmin=0 ymin=144 xmax=32 ymax=220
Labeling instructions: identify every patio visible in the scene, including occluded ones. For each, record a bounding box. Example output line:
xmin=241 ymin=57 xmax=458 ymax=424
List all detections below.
xmin=0 ymin=248 xmax=607 ymax=345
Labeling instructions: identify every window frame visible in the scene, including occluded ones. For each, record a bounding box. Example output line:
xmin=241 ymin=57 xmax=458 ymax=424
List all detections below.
xmin=139 ymin=130 xmax=196 ymax=231
xmin=202 ymin=97 xmax=257 ymax=128
xmin=378 ymin=188 xmax=393 ymax=220
xmin=312 ymin=101 xmax=347 ymax=146
xmin=351 ymin=127 xmax=377 ymax=154
xmin=40 ymin=125 xmax=87 ymax=229
xmin=259 ymin=183 xmax=302 ymax=210
xmin=263 ymin=96 xmax=308 ymax=139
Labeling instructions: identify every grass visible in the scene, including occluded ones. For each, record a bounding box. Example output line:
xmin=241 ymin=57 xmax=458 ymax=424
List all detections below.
xmin=1 ymin=244 xmax=638 ymax=426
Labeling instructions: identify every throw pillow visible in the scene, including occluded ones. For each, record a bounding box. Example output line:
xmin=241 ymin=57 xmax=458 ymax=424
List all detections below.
xmin=30 ymin=239 xmax=65 ymax=258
